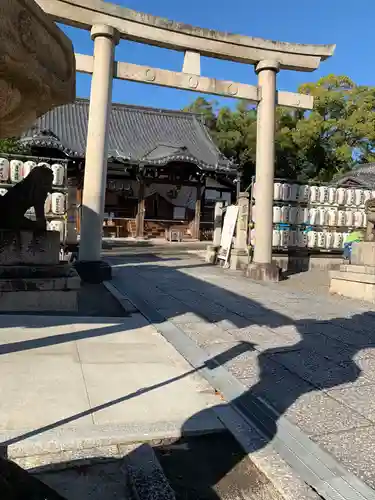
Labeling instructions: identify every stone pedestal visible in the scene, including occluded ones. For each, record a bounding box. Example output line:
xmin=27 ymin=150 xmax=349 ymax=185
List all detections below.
xmin=246 ymin=262 xmax=281 ymax=282
xmin=230 ymin=248 xmax=248 ymax=270
xmin=329 ymin=242 xmax=375 ymax=302
xmin=0 ymin=230 xmax=80 ymax=312
xmin=205 ymin=244 xmax=219 ymax=264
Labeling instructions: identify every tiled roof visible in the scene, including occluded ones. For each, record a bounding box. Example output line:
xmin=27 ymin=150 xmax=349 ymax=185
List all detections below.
xmin=21 ymin=99 xmax=235 ymax=174
xmin=333 ymin=163 xmax=375 ymax=187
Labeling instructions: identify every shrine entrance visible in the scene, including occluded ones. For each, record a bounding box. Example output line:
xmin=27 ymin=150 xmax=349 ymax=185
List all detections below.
xmin=36 ymin=0 xmax=335 ymax=281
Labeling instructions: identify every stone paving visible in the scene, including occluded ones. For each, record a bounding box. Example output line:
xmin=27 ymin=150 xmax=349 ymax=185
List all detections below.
xmin=110 ymin=252 xmax=375 ymax=490
xmin=0 ymin=313 xmax=223 ymax=464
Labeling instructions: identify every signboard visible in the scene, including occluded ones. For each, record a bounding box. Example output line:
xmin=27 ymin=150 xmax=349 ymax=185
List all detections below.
xmin=218 ymin=204 xmax=238 ymax=266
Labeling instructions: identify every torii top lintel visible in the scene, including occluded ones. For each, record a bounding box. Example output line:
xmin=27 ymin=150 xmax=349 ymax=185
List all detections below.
xmin=35 ymin=0 xmax=335 ymax=71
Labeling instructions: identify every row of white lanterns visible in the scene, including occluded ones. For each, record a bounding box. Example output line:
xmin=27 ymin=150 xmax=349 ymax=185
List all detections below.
xmin=0 ymin=158 xmax=65 ymax=186
xmin=0 ymin=188 xmax=66 ymax=215
xmin=260 ymin=206 xmax=368 ymax=227
xmin=253 ymin=182 xmax=374 ymax=206
xmin=250 ymin=228 xmax=349 ymax=249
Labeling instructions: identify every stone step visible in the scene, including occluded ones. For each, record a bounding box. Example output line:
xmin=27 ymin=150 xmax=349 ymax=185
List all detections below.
xmin=330 ymin=269 xmax=375 ymax=284
xmin=339 ymin=264 xmax=375 ymax=275
xmin=32 ymin=444 xmax=175 ymax=500
xmin=0 ymin=290 xmax=78 ymax=312
xmin=0 ymin=263 xmax=74 ymax=279
xmin=0 ymin=274 xmax=81 ymax=292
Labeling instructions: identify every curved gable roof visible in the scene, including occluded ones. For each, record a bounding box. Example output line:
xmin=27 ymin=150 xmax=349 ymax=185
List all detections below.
xmin=22 ymin=99 xmax=235 ymax=174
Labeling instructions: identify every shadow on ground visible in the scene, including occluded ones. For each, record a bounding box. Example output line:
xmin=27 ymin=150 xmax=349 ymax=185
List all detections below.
xmin=1 ymin=252 xmax=375 ymax=497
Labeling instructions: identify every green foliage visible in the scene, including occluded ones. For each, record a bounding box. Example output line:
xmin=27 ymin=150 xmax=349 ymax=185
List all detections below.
xmin=0 ymin=138 xmax=28 ymax=155
xmin=183 ymin=75 xmax=375 ymax=183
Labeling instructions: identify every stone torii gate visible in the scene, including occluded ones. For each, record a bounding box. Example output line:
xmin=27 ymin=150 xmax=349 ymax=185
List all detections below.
xmin=36 ymin=0 xmax=335 ymax=282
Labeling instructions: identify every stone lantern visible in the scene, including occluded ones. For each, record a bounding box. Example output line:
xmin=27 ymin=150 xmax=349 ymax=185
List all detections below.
xmin=0 ymin=0 xmax=75 ymax=138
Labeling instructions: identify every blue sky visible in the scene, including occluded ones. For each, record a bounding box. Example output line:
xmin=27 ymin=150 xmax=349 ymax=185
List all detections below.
xmin=61 ymin=0 xmax=374 ymax=111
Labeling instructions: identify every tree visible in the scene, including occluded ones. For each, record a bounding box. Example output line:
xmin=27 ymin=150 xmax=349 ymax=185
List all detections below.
xmin=293 ymin=75 xmax=375 ymax=180
xmin=0 ymin=138 xmax=25 ymax=155
xmin=184 ymin=75 xmax=375 ymax=183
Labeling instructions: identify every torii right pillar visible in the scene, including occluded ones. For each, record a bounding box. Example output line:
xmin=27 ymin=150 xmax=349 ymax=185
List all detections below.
xmin=247 ymin=60 xmax=281 ymax=282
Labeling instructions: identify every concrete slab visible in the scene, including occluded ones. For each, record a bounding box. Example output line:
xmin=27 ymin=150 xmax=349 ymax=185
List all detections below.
xmin=81 ymin=362 xmax=220 ymax=426
xmin=0 ymin=314 xmax=224 ymax=464
xmin=0 ymin=356 xmax=91 ymax=430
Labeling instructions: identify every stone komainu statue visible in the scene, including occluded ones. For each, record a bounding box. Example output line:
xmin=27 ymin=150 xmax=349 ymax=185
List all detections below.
xmin=0 ymin=165 xmax=53 ymax=231
xmin=365 ymin=198 xmax=375 ymax=241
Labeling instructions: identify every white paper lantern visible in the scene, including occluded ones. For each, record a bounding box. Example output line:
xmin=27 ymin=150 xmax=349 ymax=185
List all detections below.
xmin=317 ymin=207 xmax=327 ymax=225
xmin=336 ymin=188 xmax=346 ymax=205
xmin=281 ymin=206 xmax=290 ymax=223
xmin=346 ymin=188 xmax=355 ymax=206
xmin=10 ymin=160 xmax=23 ymax=182
xmin=44 ymin=193 xmax=52 ymax=214
xmin=48 ymin=220 xmax=64 ymax=239
xmin=0 ymin=158 xmax=9 ymax=181
xmin=328 ymin=187 xmax=337 ymax=205
xmin=288 ymin=230 xmax=297 ymax=247
xmin=317 ymin=232 xmax=326 ymax=248
xmin=273 ymin=206 xmax=281 ymax=223
xmin=309 ymin=208 xmax=318 ymax=225
xmin=297 ymin=229 xmax=307 ymax=247
xmin=307 ymin=231 xmax=318 ymax=248
xmin=337 ymin=210 xmax=346 ymax=226
xmin=327 ymin=209 xmax=338 ymax=227
xmin=309 ymin=185 xmax=319 ymax=203
xmin=51 ymin=192 xmax=65 ymax=215
xmin=290 ymin=184 xmax=299 ymax=202
xmin=280 ymin=229 xmax=289 ymax=247
xmin=325 ymin=232 xmax=334 ymax=249
xmin=289 ymin=206 xmax=298 ymax=224
xmin=37 ymin=162 xmax=50 ymax=169
xmin=23 ymin=161 xmax=37 ymax=178
xmin=354 ymin=189 xmax=364 ymax=207
xmin=345 ymin=210 xmax=354 ymax=227
xmin=319 ymin=186 xmax=328 ymax=204
xmin=272 ymin=229 xmax=281 ymax=247
xmin=298 ymin=184 xmax=309 ymax=202
xmin=354 ymin=211 xmax=363 ymax=228
xmin=298 ymin=207 xmax=309 ymax=224
xmin=273 ymin=183 xmax=282 ymax=200
xmin=51 ymin=164 xmax=65 ymax=186
xmin=281 ymin=183 xmax=291 ymax=201
xmin=333 ymin=232 xmax=344 ymax=249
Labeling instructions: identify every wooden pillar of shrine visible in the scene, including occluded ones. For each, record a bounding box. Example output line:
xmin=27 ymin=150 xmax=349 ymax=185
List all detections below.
xmin=135 ymin=179 xmax=145 ymax=238
xmin=193 ymin=182 xmax=202 ymax=240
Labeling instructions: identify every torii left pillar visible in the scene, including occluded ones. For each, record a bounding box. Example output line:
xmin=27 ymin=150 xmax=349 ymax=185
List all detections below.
xmin=77 ymin=25 xmax=119 ymax=283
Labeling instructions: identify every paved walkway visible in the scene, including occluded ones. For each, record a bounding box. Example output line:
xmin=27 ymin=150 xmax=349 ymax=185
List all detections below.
xmin=109 ymin=252 xmax=375 ymax=491
xmin=0 ymin=314 xmax=223 ymax=463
